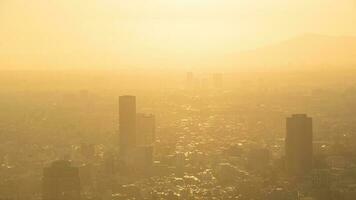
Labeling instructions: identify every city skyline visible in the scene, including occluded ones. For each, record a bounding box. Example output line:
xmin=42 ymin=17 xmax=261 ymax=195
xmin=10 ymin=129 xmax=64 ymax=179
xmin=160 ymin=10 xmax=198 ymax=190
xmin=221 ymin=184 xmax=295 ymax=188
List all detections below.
xmin=1 ymin=1 xmax=356 ymax=199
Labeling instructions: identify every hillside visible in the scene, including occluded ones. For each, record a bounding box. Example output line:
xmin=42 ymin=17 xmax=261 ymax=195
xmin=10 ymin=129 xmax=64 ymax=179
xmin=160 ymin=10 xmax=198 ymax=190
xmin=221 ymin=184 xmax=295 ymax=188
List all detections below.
xmin=234 ymin=34 xmax=356 ymax=69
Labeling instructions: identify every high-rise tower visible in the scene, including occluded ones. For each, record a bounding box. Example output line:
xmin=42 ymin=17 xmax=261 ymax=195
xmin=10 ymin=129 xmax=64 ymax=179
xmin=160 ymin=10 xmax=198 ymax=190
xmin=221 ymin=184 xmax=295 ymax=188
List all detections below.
xmin=285 ymin=114 xmax=313 ymax=177
xmin=119 ymin=95 xmax=136 ymax=159
xmin=43 ymin=160 xmax=81 ymax=200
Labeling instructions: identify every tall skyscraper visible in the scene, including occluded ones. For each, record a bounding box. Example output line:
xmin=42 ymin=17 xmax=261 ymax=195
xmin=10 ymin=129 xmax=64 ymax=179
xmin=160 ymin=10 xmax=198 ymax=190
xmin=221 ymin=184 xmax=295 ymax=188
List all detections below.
xmin=119 ymin=96 xmax=137 ymax=159
xmin=136 ymin=113 xmax=156 ymax=146
xmin=42 ymin=160 xmax=81 ymax=200
xmin=285 ymin=114 xmax=313 ymax=177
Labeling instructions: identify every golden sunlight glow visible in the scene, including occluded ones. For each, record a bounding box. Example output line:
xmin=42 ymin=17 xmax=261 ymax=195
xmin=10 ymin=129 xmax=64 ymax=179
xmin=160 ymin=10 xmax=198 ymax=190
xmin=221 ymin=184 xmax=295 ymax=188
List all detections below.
xmin=0 ymin=0 xmax=355 ymax=69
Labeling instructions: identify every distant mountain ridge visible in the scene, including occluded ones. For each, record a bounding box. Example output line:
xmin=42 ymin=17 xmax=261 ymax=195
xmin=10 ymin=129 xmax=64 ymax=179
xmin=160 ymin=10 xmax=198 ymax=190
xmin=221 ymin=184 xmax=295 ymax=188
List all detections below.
xmin=233 ymin=33 xmax=356 ymax=69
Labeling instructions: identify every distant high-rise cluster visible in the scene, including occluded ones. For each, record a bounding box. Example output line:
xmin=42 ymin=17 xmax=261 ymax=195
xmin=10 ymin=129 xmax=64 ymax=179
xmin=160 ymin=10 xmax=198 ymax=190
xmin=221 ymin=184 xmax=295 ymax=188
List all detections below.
xmin=285 ymin=114 xmax=313 ymax=177
xmin=184 ymin=72 xmax=224 ymax=89
xmin=119 ymin=96 xmax=155 ymax=168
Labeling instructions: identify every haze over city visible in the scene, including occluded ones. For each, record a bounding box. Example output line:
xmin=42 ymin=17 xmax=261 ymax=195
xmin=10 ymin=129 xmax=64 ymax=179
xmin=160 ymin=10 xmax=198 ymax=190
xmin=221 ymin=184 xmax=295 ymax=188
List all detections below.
xmin=1 ymin=1 xmax=356 ymax=200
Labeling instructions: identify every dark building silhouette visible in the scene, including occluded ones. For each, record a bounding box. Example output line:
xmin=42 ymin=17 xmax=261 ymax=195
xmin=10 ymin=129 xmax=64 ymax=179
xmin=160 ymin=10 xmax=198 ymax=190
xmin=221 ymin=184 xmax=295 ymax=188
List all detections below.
xmin=136 ymin=113 xmax=156 ymax=146
xmin=119 ymin=95 xmax=137 ymax=160
xmin=42 ymin=160 xmax=81 ymax=200
xmin=285 ymin=114 xmax=313 ymax=177
xmin=135 ymin=114 xmax=155 ymax=171
xmin=119 ymin=96 xmax=155 ymax=171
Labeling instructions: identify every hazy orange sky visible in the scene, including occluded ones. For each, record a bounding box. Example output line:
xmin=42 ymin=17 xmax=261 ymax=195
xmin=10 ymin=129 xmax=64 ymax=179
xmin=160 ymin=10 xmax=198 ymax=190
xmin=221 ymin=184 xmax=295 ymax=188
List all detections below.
xmin=0 ymin=0 xmax=355 ymax=70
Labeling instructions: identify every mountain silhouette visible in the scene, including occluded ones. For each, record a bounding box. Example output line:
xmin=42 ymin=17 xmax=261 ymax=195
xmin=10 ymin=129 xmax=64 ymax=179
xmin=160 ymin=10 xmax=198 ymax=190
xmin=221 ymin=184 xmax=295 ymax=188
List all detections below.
xmin=233 ymin=33 xmax=356 ymax=70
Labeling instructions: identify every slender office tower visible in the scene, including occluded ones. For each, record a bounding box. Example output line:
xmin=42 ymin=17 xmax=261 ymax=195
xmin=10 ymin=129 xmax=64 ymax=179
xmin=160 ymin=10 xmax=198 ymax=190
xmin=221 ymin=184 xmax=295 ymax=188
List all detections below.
xmin=43 ymin=160 xmax=81 ymax=200
xmin=285 ymin=114 xmax=313 ymax=177
xmin=119 ymin=96 xmax=137 ymax=159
